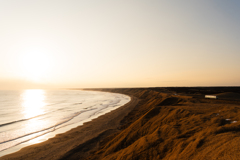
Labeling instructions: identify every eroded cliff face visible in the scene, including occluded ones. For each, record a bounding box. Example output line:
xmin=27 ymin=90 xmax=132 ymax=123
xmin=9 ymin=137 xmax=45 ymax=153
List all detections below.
xmin=85 ymin=88 xmax=240 ymax=160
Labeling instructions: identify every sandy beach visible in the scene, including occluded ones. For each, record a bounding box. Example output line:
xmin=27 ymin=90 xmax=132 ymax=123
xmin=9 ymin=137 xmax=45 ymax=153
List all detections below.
xmin=1 ymin=87 xmax=240 ymax=160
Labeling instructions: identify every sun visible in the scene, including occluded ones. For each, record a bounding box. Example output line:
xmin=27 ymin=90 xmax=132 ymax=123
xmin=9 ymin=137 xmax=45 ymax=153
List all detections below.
xmin=20 ymin=49 xmax=51 ymax=82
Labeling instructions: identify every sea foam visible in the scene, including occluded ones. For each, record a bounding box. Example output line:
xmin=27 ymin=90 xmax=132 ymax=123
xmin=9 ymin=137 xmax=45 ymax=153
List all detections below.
xmin=0 ymin=90 xmax=130 ymax=157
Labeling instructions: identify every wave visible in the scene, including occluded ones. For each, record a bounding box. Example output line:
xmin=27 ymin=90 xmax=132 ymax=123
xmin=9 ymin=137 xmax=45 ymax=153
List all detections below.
xmin=0 ymin=108 xmax=96 ymax=148
xmin=0 ymin=116 xmax=42 ymax=128
xmin=0 ymin=90 xmax=131 ymax=155
xmin=0 ymin=104 xmax=80 ymax=129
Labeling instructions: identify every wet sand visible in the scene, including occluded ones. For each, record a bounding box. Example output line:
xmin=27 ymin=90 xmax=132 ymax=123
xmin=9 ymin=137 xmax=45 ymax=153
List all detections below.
xmin=1 ymin=87 xmax=240 ymax=160
xmin=0 ymin=94 xmax=139 ymax=160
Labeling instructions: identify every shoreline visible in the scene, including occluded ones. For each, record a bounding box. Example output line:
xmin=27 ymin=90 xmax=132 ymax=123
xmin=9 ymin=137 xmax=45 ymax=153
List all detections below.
xmin=1 ymin=87 xmax=240 ymax=159
xmin=0 ymin=92 xmax=139 ymax=160
xmin=84 ymin=88 xmax=240 ymax=160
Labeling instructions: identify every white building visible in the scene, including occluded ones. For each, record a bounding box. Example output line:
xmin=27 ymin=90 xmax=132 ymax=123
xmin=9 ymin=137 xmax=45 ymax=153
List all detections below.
xmin=205 ymin=95 xmax=218 ymax=99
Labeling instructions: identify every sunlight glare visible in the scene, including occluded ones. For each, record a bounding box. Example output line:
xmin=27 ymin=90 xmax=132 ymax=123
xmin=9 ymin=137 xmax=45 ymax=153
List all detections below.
xmin=20 ymin=49 xmax=51 ymax=82
xmin=21 ymin=89 xmax=46 ymax=119
xmin=20 ymin=89 xmax=50 ymax=145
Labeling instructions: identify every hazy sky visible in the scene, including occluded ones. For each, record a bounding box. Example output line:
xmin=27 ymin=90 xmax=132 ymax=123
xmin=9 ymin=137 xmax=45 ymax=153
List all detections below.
xmin=0 ymin=0 xmax=240 ymax=89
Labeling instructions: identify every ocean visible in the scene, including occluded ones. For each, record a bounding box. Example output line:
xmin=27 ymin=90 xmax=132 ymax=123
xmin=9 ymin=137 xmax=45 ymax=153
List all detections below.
xmin=0 ymin=89 xmax=130 ymax=157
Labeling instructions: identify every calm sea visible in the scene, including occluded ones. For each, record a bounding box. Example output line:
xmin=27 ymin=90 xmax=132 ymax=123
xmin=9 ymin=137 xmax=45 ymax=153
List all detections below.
xmin=0 ymin=89 xmax=130 ymax=157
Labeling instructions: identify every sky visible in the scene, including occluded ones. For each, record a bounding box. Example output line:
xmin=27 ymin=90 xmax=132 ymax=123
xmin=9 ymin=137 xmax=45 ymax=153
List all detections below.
xmin=0 ymin=0 xmax=240 ymax=89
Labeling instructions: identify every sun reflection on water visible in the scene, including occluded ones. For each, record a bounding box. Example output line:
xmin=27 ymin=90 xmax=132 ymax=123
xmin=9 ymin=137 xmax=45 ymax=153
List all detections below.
xmin=20 ymin=89 xmax=50 ymax=145
xmin=21 ymin=89 xmax=46 ymax=119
